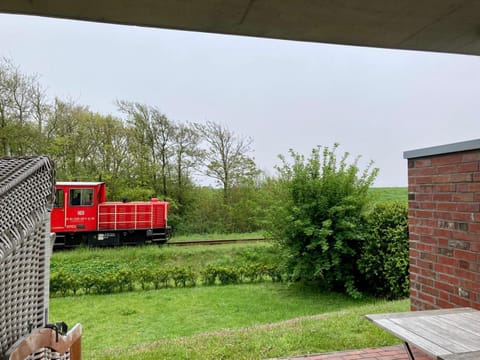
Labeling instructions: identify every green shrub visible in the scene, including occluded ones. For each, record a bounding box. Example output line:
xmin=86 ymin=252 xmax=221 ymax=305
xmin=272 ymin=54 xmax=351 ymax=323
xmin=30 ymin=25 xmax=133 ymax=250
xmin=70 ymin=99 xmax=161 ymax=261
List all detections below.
xmin=115 ymin=268 xmax=135 ymax=292
xmin=267 ymin=144 xmax=378 ymax=298
xmin=216 ymin=266 xmax=240 ymax=285
xmin=171 ymin=267 xmax=196 ymax=287
xmin=94 ymin=272 xmax=117 ymax=294
xmin=50 ymin=269 xmax=70 ymax=296
xmin=137 ymin=268 xmax=154 ymax=290
xmin=152 ymin=269 xmax=171 ymax=289
xmin=358 ymin=201 xmax=409 ymax=299
xmin=80 ymin=274 xmax=96 ymax=294
xmin=201 ymin=265 xmax=219 ymax=285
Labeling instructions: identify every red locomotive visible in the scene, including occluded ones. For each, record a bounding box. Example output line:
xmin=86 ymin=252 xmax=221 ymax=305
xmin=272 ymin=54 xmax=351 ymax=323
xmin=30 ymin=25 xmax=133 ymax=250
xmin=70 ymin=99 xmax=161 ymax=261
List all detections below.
xmin=51 ymin=182 xmax=171 ymax=247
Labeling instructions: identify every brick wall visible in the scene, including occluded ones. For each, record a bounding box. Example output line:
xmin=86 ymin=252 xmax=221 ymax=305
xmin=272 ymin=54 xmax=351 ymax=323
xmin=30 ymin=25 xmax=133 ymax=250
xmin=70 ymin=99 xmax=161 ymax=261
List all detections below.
xmin=405 ymin=140 xmax=480 ymax=311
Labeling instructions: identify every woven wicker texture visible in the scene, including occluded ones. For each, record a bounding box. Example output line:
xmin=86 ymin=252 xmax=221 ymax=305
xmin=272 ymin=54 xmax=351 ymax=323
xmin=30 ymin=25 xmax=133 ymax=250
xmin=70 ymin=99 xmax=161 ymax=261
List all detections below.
xmin=0 ymin=157 xmax=56 ymax=356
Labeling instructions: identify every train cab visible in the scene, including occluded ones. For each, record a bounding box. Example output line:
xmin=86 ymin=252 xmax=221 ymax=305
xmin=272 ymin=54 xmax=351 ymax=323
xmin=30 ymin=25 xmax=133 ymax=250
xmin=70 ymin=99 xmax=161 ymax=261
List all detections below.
xmin=51 ymin=182 xmax=106 ymax=246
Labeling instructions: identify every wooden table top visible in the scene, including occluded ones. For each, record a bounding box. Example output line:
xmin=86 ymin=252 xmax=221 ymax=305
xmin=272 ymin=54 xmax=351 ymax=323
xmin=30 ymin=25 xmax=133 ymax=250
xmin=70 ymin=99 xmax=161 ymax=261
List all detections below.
xmin=366 ymin=308 xmax=480 ymax=360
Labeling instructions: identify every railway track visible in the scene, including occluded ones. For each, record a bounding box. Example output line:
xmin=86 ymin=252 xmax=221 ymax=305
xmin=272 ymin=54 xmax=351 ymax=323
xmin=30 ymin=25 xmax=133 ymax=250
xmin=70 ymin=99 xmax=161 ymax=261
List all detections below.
xmin=166 ymin=237 xmax=267 ymax=246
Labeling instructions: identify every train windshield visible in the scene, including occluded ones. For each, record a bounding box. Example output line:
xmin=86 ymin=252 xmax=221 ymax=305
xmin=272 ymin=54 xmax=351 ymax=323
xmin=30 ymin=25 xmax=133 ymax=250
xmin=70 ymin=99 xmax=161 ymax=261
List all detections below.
xmin=69 ymin=188 xmax=94 ymax=206
xmin=54 ymin=189 xmax=64 ymax=208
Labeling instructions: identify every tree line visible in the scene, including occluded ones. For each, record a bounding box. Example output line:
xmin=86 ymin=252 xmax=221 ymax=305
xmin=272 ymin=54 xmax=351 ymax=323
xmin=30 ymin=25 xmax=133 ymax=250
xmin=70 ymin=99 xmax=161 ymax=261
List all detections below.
xmin=0 ymin=58 xmax=261 ymax=234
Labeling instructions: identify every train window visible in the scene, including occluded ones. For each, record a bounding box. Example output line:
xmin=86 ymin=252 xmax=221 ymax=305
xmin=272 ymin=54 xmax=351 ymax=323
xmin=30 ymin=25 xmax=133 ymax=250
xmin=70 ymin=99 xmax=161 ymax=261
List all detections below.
xmin=69 ymin=188 xmax=94 ymax=206
xmin=54 ymin=189 xmax=64 ymax=208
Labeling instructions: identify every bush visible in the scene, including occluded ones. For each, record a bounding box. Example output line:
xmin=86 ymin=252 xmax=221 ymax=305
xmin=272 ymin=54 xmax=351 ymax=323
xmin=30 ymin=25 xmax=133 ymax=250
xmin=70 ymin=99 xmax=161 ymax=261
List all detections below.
xmin=115 ymin=268 xmax=135 ymax=292
xmin=152 ymin=268 xmax=171 ymax=289
xmin=171 ymin=267 xmax=196 ymax=287
xmin=266 ymin=144 xmax=378 ymax=298
xmin=358 ymin=201 xmax=409 ymax=299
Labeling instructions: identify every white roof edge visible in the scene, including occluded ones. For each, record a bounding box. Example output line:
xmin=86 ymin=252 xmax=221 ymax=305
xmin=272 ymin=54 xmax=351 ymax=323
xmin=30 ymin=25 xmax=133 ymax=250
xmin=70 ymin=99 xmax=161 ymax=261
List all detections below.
xmin=56 ymin=181 xmax=105 ymax=186
xmin=403 ymin=139 xmax=480 ymax=159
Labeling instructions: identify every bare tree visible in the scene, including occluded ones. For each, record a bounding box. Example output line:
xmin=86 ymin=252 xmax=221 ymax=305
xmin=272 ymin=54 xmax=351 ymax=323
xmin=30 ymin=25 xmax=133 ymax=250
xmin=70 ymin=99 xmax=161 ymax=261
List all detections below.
xmin=195 ymin=121 xmax=258 ymax=203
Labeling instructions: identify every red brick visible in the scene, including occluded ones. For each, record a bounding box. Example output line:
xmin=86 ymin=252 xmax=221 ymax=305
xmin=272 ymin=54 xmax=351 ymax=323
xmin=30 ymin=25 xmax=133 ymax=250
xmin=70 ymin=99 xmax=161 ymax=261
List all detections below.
xmin=437 ymin=255 xmax=457 ymax=267
xmin=451 ymin=212 xmax=475 ymax=222
xmin=437 ymin=164 xmax=459 ymax=174
xmin=454 ymin=268 xmax=477 ymax=281
xmin=449 ymin=294 xmax=472 ymax=307
xmin=422 ymin=284 xmax=439 ymax=297
xmin=464 ymin=183 xmax=480 ymax=192
xmin=432 ymin=175 xmax=451 ymax=184
xmin=436 ymin=298 xmax=454 ymax=308
xmin=437 ymin=273 xmax=460 ymax=285
xmin=433 ymin=228 xmax=452 ymax=238
xmin=435 ymin=281 xmax=454 ymax=293
xmin=433 ymin=193 xmax=452 ymax=201
xmin=415 ymin=210 xmax=434 ymax=218
xmin=462 ymin=152 xmax=480 ymax=162
xmin=414 ymin=159 xmax=432 ymax=167
xmin=419 ymin=202 xmax=436 ymax=210
xmin=436 ymin=202 xmax=456 ymax=211
xmin=420 ymin=268 xmax=436 ymax=278
xmin=433 ymin=184 xmax=455 ymax=192
xmin=416 ymin=243 xmax=434 ymax=252
xmin=457 ymin=203 xmax=480 ymax=212
xmin=458 ymin=162 xmax=479 ymax=172
xmin=410 ymin=167 xmax=437 ymax=176
xmin=451 ymin=173 xmax=473 ymax=182
xmin=451 ymin=230 xmax=477 ymax=241
xmin=461 ymin=280 xmax=480 ymax=293
xmin=409 ymin=233 xmax=420 ymax=241
xmin=435 ymin=263 xmax=455 ymax=275
xmin=416 ymin=176 xmax=434 ymax=184
xmin=417 ymin=259 xmax=434 ymax=270
xmin=469 ymin=223 xmax=480 ymax=233
xmin=420 ymin=251 xmax=436 ymax=262
xmin=432 ymin=154 xmax=463 ymax=166
xmin=415 ymin=226 xmax=434 ymax=235
xmin=454 ymin=249 xmax=477 ymax=262
xmin=416 ymin=193 xmax=434 ymax=201
xmin=418 ymin=292 xmax=435 ymax=304
xmin=435 ymin=211 xmax=453 ymax=220
xmin=452 ymin=193 xmax=474 ymax=202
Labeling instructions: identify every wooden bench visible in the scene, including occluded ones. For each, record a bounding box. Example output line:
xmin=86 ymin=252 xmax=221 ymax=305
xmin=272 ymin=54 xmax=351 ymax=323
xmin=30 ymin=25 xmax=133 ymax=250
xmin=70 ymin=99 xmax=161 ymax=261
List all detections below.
xmin=366 ymin=308 xmax=480 ymax=360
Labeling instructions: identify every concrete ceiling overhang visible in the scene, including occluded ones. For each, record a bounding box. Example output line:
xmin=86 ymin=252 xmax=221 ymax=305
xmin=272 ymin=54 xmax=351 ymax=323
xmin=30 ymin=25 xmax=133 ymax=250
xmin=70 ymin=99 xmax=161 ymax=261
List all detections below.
xmin=2 ymin=0 xmax=480 ymax=56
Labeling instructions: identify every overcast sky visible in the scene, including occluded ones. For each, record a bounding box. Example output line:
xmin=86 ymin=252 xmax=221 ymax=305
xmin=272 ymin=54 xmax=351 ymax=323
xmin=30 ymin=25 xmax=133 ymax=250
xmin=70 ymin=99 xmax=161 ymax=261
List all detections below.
xmin=1 ymin=13 xmax=480 ymax=187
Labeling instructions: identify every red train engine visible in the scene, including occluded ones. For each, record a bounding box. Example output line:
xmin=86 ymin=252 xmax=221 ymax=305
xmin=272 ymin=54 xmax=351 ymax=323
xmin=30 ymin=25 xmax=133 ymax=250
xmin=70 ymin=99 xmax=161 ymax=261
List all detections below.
xmin=51 ymin=182 xmax=171 ymax=247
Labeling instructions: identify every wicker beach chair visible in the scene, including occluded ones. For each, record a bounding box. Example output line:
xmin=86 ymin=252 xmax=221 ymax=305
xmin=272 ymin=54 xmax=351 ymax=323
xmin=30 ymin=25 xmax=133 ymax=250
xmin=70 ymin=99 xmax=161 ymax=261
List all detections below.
xmin=0 ymin=157 xmax=81 ymax=359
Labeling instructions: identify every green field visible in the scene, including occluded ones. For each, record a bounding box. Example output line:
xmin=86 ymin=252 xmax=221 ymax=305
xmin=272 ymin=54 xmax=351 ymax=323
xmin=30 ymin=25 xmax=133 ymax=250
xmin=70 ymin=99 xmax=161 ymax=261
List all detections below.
xmin=369 ymin=187 xmax=407 ymax=202
xmin=50 ymin=283 xmax=408 ymax=359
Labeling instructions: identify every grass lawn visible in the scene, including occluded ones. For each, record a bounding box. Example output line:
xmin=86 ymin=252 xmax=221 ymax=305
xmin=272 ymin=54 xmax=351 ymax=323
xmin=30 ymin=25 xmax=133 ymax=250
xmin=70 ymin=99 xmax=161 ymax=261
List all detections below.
xmin=50 ymin=283 xmax=408 ymax=359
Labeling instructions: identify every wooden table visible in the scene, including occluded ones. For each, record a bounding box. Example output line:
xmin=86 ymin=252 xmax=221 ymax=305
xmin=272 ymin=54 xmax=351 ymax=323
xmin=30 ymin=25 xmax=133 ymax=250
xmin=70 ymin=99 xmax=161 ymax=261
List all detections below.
xmin=366 ymin=308 xmax=480 ymax=360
